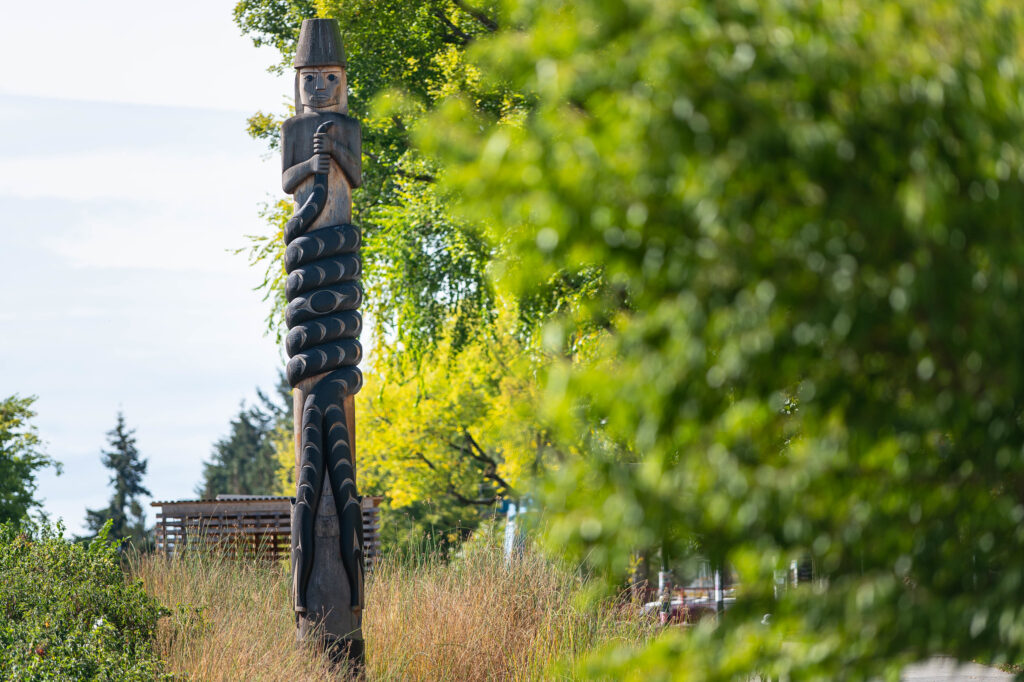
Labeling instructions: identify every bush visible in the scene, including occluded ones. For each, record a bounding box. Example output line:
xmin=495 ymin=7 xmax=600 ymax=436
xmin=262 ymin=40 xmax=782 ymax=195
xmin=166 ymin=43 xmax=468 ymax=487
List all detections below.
xmin=0 ymin=521 xmax=168 ymax=680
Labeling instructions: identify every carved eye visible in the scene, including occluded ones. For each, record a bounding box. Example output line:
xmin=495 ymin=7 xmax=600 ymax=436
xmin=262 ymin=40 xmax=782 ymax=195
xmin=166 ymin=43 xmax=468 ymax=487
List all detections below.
xmin=327 ymin=74 xmax=337 ymax=82
xmin=304 ymin=75 xmax=314 ymax=82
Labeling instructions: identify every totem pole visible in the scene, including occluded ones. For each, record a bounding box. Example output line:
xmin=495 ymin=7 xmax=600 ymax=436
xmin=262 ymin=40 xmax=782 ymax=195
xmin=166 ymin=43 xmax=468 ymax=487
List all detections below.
xmin=280 ymin=18 xmax=365 ymax=664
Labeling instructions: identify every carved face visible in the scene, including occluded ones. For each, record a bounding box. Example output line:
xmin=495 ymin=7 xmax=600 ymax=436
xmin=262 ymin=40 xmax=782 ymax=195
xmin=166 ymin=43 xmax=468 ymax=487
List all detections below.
xmin=298 ymin=66 xmax=346 ymax=112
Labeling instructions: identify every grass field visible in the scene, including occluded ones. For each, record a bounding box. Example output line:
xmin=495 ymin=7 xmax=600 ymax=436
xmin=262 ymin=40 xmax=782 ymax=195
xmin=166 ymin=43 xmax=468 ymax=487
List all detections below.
xmin=131 ymin=528 xmax=656 ymax=680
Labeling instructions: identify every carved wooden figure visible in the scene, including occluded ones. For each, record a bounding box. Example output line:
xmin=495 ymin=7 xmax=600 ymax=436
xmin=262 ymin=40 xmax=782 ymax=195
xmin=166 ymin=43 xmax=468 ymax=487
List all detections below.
xmin=281 ymin=18 xmax=365 ymax=665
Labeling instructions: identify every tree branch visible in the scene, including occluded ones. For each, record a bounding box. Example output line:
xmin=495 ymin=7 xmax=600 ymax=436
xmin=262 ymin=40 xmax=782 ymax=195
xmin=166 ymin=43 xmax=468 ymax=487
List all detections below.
xmin=462 ymin=429 xmax=496 ymax=465
xmin=418 ymin=447 xmax=506 ymax=506
xmin=462 ymin=429 xmax=516 ymax=495
xmin=433 ymin=8 xmax=472 ymax=46
xmin=452 ymin=0 xmax=498 ymax=32
xmin=447 ymin=439 xmax=474 ymax=455
xmin=411 ymin=451 xmax=437 ymax=470
xmin=444 ymin=431 xmax=517 ymax=496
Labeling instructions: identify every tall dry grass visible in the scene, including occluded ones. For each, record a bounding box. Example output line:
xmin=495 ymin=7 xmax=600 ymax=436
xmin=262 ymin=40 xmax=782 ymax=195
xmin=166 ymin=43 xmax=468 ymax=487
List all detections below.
xmin=131 ymin=527 xmax=656 ymax=680
xmin=364 ymin=528 xmax=655 ymax=681
xmin=131 ymin=549 xmax=337 ymax=680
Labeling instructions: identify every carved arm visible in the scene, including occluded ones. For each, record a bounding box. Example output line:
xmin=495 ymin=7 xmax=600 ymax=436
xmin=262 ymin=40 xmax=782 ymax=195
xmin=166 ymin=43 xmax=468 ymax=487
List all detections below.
xmin=315 ymin=127 xmax=362 ymax=189
xmin=281 ymin=120 xmax=361 ymax=194
xmin=282 ymin=157 xmax=319 ymax=195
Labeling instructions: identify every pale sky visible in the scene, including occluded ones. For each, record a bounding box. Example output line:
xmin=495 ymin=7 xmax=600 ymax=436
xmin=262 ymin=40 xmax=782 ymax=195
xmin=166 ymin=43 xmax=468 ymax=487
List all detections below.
xmin=0 ymin=0 xmax=301 ymax=532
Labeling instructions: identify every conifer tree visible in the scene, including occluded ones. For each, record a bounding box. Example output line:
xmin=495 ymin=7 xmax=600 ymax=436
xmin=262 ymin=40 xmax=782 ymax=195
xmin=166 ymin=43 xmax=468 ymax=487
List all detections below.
xmin=196 ymin=378 xmax=290 ymax=498
xmin=85 ymin=412 xmax=150 ymax=547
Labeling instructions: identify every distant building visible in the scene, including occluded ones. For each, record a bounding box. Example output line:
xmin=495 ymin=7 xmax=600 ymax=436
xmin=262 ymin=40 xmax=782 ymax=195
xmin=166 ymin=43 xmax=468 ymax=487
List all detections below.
xmin=152 ymin=494 xmax=382 ymax=571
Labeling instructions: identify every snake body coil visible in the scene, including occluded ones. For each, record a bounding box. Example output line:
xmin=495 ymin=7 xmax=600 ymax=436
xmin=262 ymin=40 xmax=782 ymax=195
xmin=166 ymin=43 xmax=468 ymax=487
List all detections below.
xmin=286 ymin=120 xmax=364 ymax=614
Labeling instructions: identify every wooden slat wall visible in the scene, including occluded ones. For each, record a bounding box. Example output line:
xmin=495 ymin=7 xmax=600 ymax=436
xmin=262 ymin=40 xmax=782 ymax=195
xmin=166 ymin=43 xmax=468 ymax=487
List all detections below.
xmin=154 ymin=496 xmax=384 ymax=571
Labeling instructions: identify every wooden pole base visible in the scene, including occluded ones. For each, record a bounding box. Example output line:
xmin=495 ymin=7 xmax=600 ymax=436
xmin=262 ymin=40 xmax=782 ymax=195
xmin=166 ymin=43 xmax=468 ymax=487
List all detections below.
xmin=297 ymin=628 xmax=365 ymax=674
xmin=293 ymin=387 xmax=362 ymax=666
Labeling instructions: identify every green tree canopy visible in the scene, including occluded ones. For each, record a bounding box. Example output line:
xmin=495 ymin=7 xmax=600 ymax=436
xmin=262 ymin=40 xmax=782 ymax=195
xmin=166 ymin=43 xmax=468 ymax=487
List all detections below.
xmin=85 ymin=413 xmax=150 ymax=547
xmin=358 ymin=314 xmax=547 ymax=548
xmin=0 ymin=395 xmax=61 ymax=527
xmin=421 ymin=0 xmax=1024 ymax=678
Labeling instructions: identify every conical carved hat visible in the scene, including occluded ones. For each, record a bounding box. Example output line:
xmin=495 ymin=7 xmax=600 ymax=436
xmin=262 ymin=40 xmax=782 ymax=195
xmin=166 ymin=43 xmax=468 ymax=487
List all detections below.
xmin=294 ymin=18 xmax=346 ymax=68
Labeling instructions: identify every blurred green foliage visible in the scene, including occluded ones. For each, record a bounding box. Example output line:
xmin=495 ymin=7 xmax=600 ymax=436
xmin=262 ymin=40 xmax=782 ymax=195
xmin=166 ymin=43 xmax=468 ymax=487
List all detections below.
xmin=418 ymin=0 xmax=1024 ymax=678
xmin=0 ymin=396 xmax=61 ymax=528
xmin=0 ymin=521 xmax=168 ymax=680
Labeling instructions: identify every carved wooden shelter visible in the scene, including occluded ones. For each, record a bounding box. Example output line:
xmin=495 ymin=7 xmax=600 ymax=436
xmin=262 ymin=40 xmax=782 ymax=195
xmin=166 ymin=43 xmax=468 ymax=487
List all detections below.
xmin=152 ymin=495 xmax=382 ymax=570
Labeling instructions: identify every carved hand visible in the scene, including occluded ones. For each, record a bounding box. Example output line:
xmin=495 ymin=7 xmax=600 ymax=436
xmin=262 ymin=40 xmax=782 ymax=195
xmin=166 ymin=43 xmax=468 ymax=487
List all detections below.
xmin=313 ymin=131 xmax=333 ymax=174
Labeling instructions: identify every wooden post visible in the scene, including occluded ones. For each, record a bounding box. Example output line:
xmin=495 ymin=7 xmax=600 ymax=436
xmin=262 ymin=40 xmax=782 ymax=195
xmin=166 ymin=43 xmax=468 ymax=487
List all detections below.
xmin=280 ymin=17 xmax=366 ymax=667
xmin=291 ymin=389 xmax=360 ymax=651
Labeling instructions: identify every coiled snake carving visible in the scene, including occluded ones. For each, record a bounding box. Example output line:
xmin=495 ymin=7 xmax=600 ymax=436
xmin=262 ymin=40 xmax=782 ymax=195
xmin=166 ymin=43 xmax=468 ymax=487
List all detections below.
xmin=285 ymin=120 xmax=364 ymax=614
